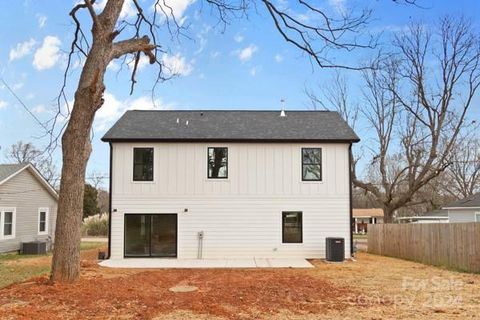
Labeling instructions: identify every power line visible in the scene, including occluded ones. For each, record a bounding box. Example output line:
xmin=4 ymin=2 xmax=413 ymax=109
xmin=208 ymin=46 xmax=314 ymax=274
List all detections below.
xmin=1 ymin=78 xmax=49 ymax=132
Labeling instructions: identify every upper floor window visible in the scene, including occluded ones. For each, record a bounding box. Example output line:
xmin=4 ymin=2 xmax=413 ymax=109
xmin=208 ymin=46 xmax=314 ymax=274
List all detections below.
xmin=133 ymin=148 xmax=154 ymax=181
xmin=302 ymin=148 xmax=322 ymax=181
xmin=208 ymin=147 xmax=228 ymax=179
xmin=38 ymin=208 xmax=49 ymax=235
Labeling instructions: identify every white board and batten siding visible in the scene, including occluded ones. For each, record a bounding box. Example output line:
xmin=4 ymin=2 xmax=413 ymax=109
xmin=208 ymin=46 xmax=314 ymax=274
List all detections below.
xmin=110 ymin=142 xmax=351 ymax=259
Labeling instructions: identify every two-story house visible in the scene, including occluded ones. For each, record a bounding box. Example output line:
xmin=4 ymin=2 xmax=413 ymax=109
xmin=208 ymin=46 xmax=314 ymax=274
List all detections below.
xmin=102 ymin=110 xmax=359 ymax=260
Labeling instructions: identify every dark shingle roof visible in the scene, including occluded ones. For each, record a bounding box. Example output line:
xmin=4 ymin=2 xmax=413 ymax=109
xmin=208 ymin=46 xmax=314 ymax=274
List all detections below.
xmin=102 ymin=110 xmax=360 ymax=142
xmin=0 ymin=163 xmax=29 ymax=183
xmin=443 ymin=193 xmax=480 ymax=208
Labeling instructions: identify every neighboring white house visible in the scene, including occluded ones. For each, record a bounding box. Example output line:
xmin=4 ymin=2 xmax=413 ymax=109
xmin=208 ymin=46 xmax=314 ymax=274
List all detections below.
xmin=0 ymin=163 xmax=58 ymax=253
xmin=443 ymin=193 xmax=480 ymax=223
xmin=396 ymin=209 xmax=449 ymax=224
xmin=102 ymin=110 xmax=359 ymax=260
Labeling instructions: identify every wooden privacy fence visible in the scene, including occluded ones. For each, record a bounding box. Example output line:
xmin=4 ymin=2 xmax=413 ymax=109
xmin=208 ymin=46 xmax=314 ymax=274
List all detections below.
xmin=368 ymin=223 xmax=480 ymax=273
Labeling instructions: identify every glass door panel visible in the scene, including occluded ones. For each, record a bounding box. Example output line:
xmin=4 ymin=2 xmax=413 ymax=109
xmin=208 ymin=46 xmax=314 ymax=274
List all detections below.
xmin=124 ymin=214 xmax=177 ymax=257
xmin=124 ymin=214 xmax=151 ymax=257
xmin=151 ymin=214 xmax=177 ymax=257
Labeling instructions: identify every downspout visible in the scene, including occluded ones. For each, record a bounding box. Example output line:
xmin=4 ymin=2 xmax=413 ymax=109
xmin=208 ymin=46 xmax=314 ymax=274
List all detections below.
xmin=108 ymin=142 xmax=113 ymax=259
xmin=348 ymin=143 xmax=353 ymax=257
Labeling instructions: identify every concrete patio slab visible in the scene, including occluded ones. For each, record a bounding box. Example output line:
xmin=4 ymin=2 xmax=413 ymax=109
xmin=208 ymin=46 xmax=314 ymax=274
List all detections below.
xmin=99 ymin=258 xmax=314 ymax=269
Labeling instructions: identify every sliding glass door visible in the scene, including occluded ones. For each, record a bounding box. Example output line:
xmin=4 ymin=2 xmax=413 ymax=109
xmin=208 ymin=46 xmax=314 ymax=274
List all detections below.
xmin=124 ymin=214 xmax=177 ymax=257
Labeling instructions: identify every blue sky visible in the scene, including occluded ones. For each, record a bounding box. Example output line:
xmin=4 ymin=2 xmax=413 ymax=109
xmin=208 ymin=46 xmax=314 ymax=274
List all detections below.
xmin=0 ymin=0 xmax=479 ymax=187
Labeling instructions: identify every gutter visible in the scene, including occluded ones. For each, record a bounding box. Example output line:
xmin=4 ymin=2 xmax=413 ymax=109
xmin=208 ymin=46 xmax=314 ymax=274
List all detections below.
xmin=101 ymin=138 xmax=361 ymax=143
xmin=108 ymin=142 xmax=113 ymax=259
xmin=349 ymin=143 xmax=353 ymax=257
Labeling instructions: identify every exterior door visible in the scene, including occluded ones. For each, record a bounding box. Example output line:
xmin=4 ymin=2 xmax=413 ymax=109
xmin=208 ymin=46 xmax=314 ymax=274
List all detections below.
xmin=124 ymin=214 xmax=177 ymax=257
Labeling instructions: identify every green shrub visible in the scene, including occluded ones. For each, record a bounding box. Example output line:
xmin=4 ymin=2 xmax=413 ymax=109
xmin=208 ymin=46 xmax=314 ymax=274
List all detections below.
xmin=82 ymin=214 xmax=108 ymax=236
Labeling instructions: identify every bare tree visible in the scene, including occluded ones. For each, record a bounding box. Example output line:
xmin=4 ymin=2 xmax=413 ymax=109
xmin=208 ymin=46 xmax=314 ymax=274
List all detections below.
xmin=306 ymin=71 xmax=359 ymax=129
xmin=352 ymin=17 xmax=480 ymax=222
xmin=6 ymin=141 xmax=57 ymax=184
xmin=50 ymin=0 xmax=387 ymax=282
xmin=310 ymin=17 xmax=480 ymax=222
xmin=87 ymin=171 xmax=108 ymax=189
xmin=443 ymin=135 xmax=480 ymax=198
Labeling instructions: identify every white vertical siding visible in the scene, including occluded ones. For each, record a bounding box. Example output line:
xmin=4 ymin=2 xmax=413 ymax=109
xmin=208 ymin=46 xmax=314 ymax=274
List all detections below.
xmin=110 ymin=142 xmax=351 ymax=259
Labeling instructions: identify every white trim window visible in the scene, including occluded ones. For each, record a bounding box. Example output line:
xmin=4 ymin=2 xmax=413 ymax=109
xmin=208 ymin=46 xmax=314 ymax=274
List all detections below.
xmin=0 ymin=208 xmax=16 ymax=240
xmin=475 ymin=212 xmax=480 ymax=222
xmin=38 ymin=208 xmax=49 ymax=235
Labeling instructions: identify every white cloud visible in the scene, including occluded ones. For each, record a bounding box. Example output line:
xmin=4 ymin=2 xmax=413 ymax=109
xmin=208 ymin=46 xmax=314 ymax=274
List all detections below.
xmin=37 ymin=14 xmax=47 ymax=28
xmin=210 ymin=51 xmax=221 ymax=59
xmin=0 ymin=100 xmax=8 ymax=109
xmin=94 ymin=92 xmax=173 ymax=132
xmin=9 ymin=39 xmax=36 ymax=62
xmin=328 ymin=0 xmax=346 ymax=13
xmin=274 ymin=54 xmax=283 ymax=63
xmin=32 ymin=104 xmax=47 ymax=114
xmin=234 ymin=34 xmax=244 ymax=43
xmin=12 ymin=82 xmax=24 ymax=90
xmin=162 ymin=53 xmax=193 ymax=76
xmin=250 ymin=67 xmax=257 ymax=76
xmin=33 ymin=36 xmax=61 ymax=70
xmin=154 ymin=0 xmax=196 ymax=22
xmin=93 ymin=0 xmax=136 ymax=19
xmin=107 ymin=60 xmax=120 ymax=72
xmin=127 ymin=55 xmax=151 ymax=71
xmin=238 ymin=45 xmax=258 ymax=62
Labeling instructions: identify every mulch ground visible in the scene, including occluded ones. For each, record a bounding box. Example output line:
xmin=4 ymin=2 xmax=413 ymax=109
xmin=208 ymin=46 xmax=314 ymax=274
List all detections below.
xmin=0 ymin=259 xmax=361 ymax=319
xmin=1 ymin=249 xmax=479 ymax=319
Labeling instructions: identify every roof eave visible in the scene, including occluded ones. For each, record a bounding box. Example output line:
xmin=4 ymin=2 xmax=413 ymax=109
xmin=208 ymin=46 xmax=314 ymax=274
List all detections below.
xmin=101 ymin=137 xmax=361 ymax=143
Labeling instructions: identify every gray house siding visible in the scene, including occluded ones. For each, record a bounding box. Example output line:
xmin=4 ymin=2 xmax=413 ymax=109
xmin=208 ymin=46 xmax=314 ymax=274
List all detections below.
xmin=0 ymin=169 xmax=57 ymax=253
xmin=448 ymin=209 xmax=480 ymax=223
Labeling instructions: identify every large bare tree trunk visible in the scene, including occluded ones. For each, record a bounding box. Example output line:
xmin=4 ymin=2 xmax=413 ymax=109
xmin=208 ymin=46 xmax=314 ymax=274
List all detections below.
xmin=51 ymin=46 xmax=107 ymax=281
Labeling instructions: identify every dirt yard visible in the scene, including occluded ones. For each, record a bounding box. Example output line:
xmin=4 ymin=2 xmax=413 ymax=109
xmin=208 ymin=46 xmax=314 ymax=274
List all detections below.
xmin=0 ymin=250 xmax=479 ymax=319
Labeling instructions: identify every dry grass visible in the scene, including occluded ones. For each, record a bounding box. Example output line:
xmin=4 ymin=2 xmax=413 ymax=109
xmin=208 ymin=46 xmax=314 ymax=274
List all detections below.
xmin=0 ymin=252 xmax=479 ymax=319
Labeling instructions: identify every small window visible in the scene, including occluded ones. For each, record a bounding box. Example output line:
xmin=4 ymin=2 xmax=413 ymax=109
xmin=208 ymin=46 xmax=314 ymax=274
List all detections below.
xmin=133 ymin=148 xmax=154 ymax=181
xmin=302 ymin=148 xmax=322 ymax=181
xmin=38 ymin=208 xmax=48 ymax=234
xmin=476 ymin=213 xmax=480 ymax=222
xmin=282 ymin=211 xmax=302 ymax=243
xmin=208 ymin=147 xmax=228 ymax=179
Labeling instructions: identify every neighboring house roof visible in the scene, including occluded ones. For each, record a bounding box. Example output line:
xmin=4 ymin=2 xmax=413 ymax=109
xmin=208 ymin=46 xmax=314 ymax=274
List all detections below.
xmin=101 ymin=110 xmax=360 ymax=143
xmin=443 ymin=193 xmax=480 ymax=209
xmin=0 ymin=163 xmax=58 ymax=200
xmin=353 ymin=208 xmax=384 ymax=218
xmin=0 ymin=163 xmax=29 ymax=182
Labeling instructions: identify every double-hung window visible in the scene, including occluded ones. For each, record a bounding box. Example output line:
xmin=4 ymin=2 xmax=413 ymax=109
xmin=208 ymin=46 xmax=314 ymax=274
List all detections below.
xmin=133 ymin=148 xmax=154 ymax=181
xmin=38 ymin=208 xmax=49 ymax=235
xmin=208 ymin=147 xmax=228 ymax=179
xmin=0 ymin=208 xmax=16 ymax=240
xmin=302 ymin=148 xmax=322 ymax=181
